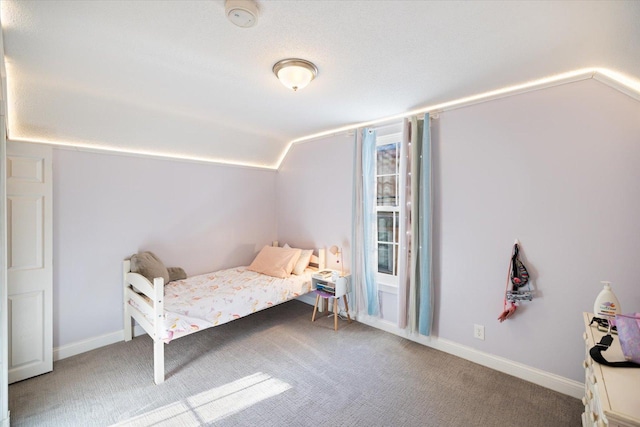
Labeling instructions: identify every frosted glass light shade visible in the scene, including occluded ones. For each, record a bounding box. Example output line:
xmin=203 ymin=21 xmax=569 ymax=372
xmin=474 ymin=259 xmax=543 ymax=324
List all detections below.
xmin=273 ymin=59 xmax=318 ymax=91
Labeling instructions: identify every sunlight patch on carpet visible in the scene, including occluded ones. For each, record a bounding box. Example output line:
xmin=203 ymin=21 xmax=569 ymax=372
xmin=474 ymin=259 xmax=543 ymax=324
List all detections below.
xmin=112 ymin=372 xmax=292 ymax=426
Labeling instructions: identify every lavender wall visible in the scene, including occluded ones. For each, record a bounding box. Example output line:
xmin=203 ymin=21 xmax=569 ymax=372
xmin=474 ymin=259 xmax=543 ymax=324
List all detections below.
xmin=276 ymin=133 xmax=354 ymax=270
xmin=53 ymin=150 xmax=277 ymax=347
xmin=51 ymin=77 xmax=640 ymax=383
xmin=276 ymin=79 xmax=640 ymax=383
xmin=275 ymin=133 xmax=400 ymax=317
xmin=435 ymin=79 xmax=640 ymax=382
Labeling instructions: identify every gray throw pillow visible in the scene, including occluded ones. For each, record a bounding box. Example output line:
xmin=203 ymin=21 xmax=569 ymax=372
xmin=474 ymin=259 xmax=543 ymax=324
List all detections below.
xmin=168 ymin=267 xmax=187 ymax=282
xmin=130 ymin=251 xmax=170 ymax=284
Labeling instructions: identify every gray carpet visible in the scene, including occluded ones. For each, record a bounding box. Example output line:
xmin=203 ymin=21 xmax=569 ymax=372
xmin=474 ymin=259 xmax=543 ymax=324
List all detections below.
xmin=9 ymin=301 xmax=582 ymax=426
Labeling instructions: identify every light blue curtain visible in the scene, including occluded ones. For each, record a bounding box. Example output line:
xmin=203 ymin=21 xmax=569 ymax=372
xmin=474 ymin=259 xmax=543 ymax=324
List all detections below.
xmin=352 ymin=127 xmax=379 ymax=317
xmin=417 ymin=113 xmax=433 ymax=336
xmin=362 ymin=128 xmax=379 ymax=316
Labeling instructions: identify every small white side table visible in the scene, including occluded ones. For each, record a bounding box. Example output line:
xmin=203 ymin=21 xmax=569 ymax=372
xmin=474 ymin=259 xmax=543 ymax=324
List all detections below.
xmin=311 ymin=272 xmax=352 ymax=331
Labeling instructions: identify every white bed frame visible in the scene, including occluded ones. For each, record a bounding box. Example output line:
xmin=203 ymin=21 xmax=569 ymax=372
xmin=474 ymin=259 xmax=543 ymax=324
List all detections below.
xmin=123 ymin=246 xmax=325 ymax=384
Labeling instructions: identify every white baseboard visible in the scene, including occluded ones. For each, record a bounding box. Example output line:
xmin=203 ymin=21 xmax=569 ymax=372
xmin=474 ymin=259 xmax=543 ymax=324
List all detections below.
xmin=53 ymin=325 xmax=147 ymax=361
xmin=54 ymin=331 xmax=123 ymax=361
xmin=54 ymin=296 xmax=328 ymax=361
xmin=355 ymin=313 xmax=583 ymax=399
xmin=54 ymin=303 xmax=582 ymax=399
xmin=55 ymin=298 xmax=321 ymax=361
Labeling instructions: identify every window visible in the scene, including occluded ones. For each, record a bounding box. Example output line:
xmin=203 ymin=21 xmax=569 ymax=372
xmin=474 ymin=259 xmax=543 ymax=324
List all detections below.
xmin=375 ymin=132 xmax=402 ymax=286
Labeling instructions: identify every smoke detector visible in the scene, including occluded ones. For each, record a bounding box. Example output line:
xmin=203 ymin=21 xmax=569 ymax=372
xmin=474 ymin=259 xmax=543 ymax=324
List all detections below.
xmin=225 ymin=0 xmax=259 ymax=28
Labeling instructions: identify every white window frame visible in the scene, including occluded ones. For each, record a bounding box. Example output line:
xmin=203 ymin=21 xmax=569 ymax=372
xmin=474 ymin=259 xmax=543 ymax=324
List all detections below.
xmin=374 ymin=132 xmax=404 ymax=289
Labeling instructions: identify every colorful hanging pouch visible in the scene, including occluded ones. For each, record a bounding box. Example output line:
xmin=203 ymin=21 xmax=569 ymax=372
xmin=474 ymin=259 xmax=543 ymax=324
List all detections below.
xmin=616 ymin=313 xmax=640 ymax=364
xmin=510 ymin=244 xmax=529 ymax=288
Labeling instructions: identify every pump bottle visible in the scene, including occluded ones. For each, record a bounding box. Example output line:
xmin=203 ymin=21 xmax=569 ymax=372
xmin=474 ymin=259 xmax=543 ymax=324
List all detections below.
xmin=593 ymin=281 xmax=621 ymax=317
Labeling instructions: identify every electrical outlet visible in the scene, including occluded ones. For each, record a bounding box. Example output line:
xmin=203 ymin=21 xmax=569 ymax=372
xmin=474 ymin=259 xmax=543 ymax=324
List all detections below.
xmin=474 ymin=324 xmax=485 ymax=340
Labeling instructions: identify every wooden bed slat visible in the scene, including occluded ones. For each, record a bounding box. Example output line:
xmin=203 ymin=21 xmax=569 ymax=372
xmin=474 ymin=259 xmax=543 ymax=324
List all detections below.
xmin=123 ymin=260 xmax=133 ymax=342
xmin=127 ymin=289 xmax=153 ymax=319
xmin=126 ymin=272 xmax=156 ymax=299
xmin=123 ymin=260 xmax=167 ymax=384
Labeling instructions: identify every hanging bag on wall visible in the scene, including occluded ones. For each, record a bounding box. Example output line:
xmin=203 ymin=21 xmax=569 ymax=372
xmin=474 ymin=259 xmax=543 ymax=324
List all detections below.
xmin=510 ymin=244 xmax=529 ymax=288
xmin=589 ymin=313 xmax=640 ymax=368
xmin=498 ymin=241 xmax=533 ymax=322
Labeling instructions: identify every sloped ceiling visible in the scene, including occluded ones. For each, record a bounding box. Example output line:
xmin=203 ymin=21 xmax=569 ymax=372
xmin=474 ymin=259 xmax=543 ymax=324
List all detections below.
xmin=1 ymin=0 xmax=639 ymax=168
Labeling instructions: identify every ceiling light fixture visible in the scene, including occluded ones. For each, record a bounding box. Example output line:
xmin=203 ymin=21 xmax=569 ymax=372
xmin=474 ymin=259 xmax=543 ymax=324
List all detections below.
xmin=225 ymin=0 xmax=259 ymax=28
xmin=272 ymin=59 xmax=318 ymax=91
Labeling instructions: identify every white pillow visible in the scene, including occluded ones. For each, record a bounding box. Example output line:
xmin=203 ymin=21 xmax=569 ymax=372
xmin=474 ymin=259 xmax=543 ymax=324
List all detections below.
xmin=284 ymin=244 xmax=314 ymax=275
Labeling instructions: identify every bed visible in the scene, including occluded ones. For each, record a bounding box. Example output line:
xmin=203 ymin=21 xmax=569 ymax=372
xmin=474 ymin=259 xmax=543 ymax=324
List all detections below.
xmin=123 ymin=245 xmax=325 ymax=384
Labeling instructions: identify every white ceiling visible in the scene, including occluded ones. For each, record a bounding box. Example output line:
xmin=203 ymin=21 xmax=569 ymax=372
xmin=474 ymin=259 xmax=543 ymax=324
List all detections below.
xmin=1 ymin=0 xmax=639 ymax=168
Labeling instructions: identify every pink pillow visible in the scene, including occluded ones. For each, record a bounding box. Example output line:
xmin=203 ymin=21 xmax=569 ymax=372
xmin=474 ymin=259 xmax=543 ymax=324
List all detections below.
xmin=248 ymin=246 xmax=302 ymax=278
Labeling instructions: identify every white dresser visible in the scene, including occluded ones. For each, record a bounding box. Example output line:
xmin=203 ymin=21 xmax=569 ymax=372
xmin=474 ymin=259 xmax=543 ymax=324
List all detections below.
xmin=582 ymin=312 xmax=640 ymax=427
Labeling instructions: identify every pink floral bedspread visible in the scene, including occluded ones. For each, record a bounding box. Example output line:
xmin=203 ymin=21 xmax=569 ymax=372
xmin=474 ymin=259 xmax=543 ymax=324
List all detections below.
xmin=131 ymin=267 xmax=312 ymax=343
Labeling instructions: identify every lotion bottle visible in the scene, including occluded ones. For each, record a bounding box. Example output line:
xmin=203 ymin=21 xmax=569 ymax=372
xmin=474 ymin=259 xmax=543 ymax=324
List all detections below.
xmin=593 ymin=281 xmax=622 ymax=317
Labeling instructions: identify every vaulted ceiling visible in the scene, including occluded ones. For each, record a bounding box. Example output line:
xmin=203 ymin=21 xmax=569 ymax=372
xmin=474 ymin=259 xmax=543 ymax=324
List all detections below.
xmin=1 ymin=1 xmax=639 ymax=168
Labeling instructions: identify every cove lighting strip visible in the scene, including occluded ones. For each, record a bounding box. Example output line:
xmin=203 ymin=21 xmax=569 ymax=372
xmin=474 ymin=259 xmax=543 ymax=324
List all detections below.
xmin=275 ymin=67 xmax=640 ymax=168
xmin=6 ymin=68 xmax=640 ymax=171
xmin=8 ymin=136 xmax=277 ymax=171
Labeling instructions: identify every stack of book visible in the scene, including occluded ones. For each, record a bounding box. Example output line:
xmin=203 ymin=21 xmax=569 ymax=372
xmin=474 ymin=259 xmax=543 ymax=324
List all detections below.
xmin=313 ymin=270 xmax=333 ymax=280
xmin=315 ymin=282 xmax=335 ymax=295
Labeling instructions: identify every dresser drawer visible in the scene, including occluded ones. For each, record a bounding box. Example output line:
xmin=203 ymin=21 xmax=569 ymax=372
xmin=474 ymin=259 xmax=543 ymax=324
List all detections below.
xmin=582 ymin=312 xmax=640 ymax=427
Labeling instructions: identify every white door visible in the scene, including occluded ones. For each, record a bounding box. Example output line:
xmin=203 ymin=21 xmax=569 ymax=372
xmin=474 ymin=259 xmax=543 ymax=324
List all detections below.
xmin=1 ymin=121 xmax=9 ymax=423
xmin=6 ymin=141 xmax=52 ymax=383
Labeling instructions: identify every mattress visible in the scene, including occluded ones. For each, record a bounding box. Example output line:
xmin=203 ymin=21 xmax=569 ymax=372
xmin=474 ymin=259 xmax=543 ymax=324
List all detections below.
xmin=130 ymin=266 xmax=312 ymax=342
